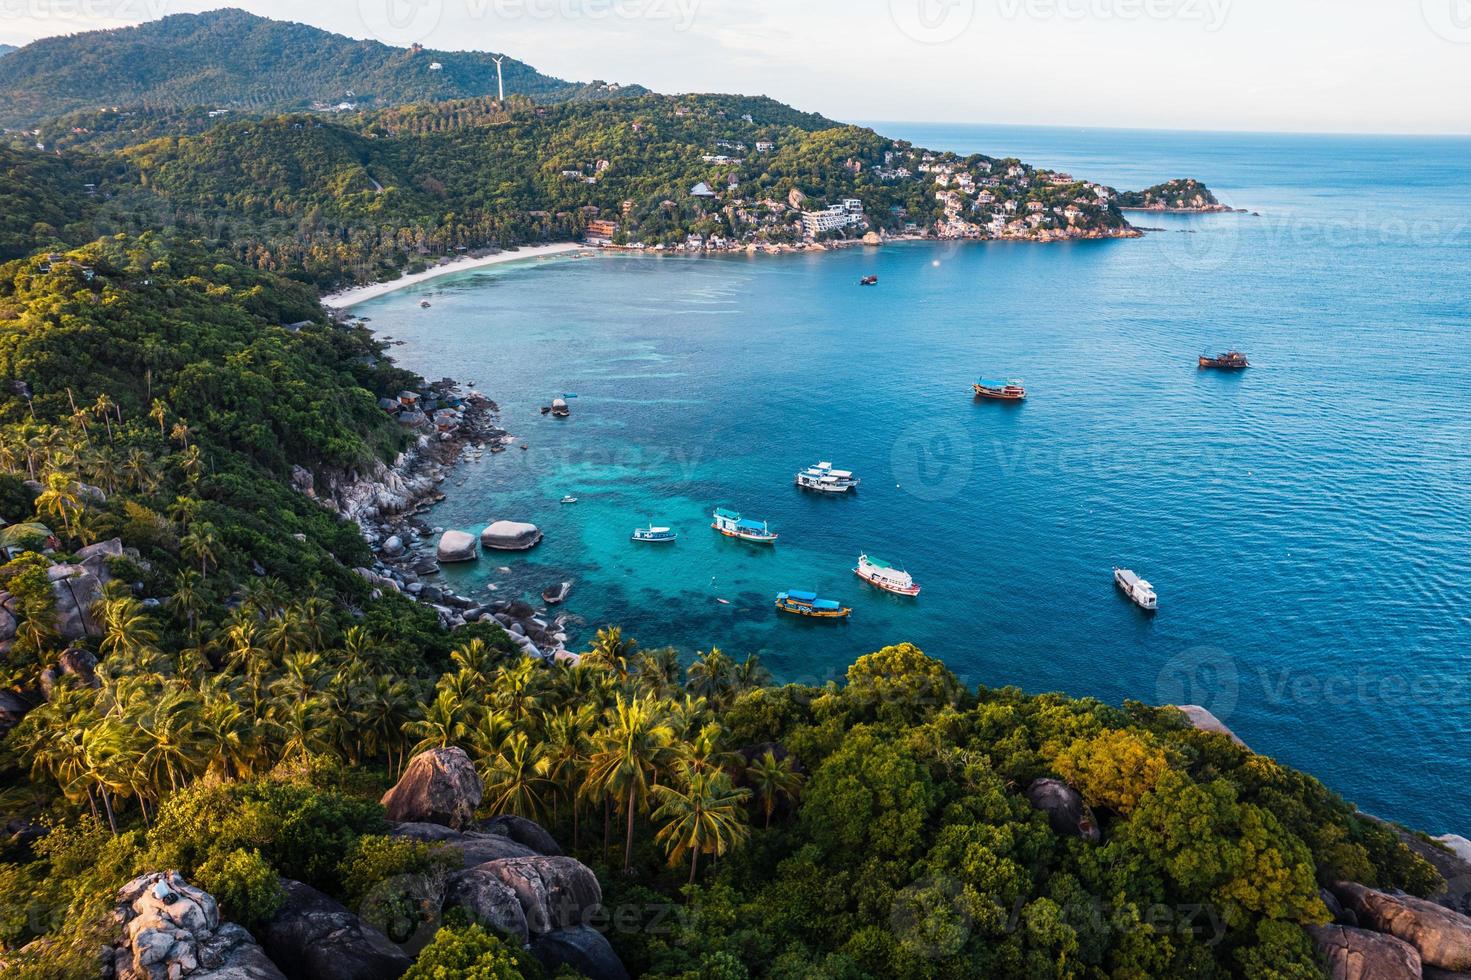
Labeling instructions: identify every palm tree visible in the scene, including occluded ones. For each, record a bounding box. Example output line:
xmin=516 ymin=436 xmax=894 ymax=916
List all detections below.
xmin=170 ymin=419 xmax=193 ymax=449
xmin=35 ymin=471 xmax=84 ymax=539
xmin=168 ymin=495 xmax=201 ymax=527
xmin=166 ymin=569 xmax=207 ymax=642
xmin=635 ymin=647 xmax=682 ymax=697
xmin=93 ymin=393 xmax=115 ymax=443
xmin=123 ymin=448 xmax=156 ymax=493
xmin=135 ymin=687 xmax=208 ymax=796
xmin=583 ymin=694 xmax=676 ymax=873
xmin=584 ymin=626 xmax=637 ymax=683
xmin=686 ymin=647 xmax=736 ymax=703
xmin=95 ymin=588 xmax=160 ymax=659
xmin=482 ymin=731 xmax=552 ymax=820
xmin=406 ymin=688 xmax=474 ymax=755
xmin=651 ymin=763 xmax=752 ymax=883
xmin=745 ymin=750 xmax=804 ymax=828
xmin=679 ymin=722 xmax=742 ymax=776
xmin=149 ymin=399 xmax=168 ymax=438
xmin=180 ymin=522 xmax=219 ymax=578
xmin=178 ymin=445 xmax=204 ymax=485
xmin=733 ymin=653 xmax=772 ymax=692
xmin=272 ymin=696 xmax=333 ymax=764
xmin=492 ymin=657 xmax=542 ymax=729
xmin=87 ymin=445 xmax=120 ymax=495
xmin=541 ymin=704 xmax=595 ymax=840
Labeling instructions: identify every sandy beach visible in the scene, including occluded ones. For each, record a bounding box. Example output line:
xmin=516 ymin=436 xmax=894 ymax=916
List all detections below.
xmin=321 ymin=242 xmax=591 ymax=308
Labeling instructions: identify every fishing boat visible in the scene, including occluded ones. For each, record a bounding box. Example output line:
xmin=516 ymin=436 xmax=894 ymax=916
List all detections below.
xmin=1199 ymin=350 xmax=1249 ymax=369
xmin=860 ymin=275 xmax=878 ymax=286
xmin=775 ymin=590 xmax=852 ymax=619
xmin=974 ymin=378 xmax=1027 ymax=401
xmin=853 ymin=554 xmax=921 ymax=596
xmin=794 ymin=461 xmax=859 ymax=493
xmin=1113 ymin=567 xmax=1158 ymax=611
xmin=631 ymin=525 xmax=677 ymax=543
xmin=711 ymin=508 xmax=778 ymax=543
xmin=560 ymin=495 xmax=578 ymax=504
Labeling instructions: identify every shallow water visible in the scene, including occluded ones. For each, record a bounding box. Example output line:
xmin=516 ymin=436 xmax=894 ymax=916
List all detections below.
xmin=357 ymin=124 xmax=1471 ymax=833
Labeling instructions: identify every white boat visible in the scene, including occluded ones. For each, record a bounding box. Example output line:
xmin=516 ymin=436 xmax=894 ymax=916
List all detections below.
xmin=795 ymin=461 xmax=859 ymax=493
xmin=632 ymin=525 xmax=677 ymax=543
xmin=1114 ymin=567 xmax=1157 ymax=611
xmin=560 ymin=495 xmax=578 ymax=504
xmin=854 ymin=554 xmax=920 ymax=596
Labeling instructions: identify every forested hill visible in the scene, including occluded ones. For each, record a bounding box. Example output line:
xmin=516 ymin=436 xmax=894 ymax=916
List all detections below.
xmin=0 ymin=8 xmax=643 ymax=128
xmin=0 ymin=44 xmax=16 ymax=59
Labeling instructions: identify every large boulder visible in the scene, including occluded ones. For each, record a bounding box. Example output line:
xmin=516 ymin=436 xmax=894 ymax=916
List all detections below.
xmin=1025 ymin=779 xmax=1100 ymax=842
xmin=255 ymin=880 xmax=410 ymax=980
xmin=481 ymin=815 xmax=563 ymax=856
xmin=109 ymin=871 xmax=286 ymax=980
xmin=0 ymin=689 xmax=35 ymax=738
xmin=50 ymin=566 xmax=104 ymax=640
xmin=480 ymin=521 xmax=542 ymax=551
xmin=389 ymin=823 xmax=536 ymax=868
xmin=531 ymin=926 xmax=630 ymax=980
xmin=435 ymin=530 xmax=478 ymax=563
xmin=380 ymin=748 xmax=483 ymax=830
xmin=1333 ymin=881 xmax=1471 ymax=970
xmin=442 ymin=867 xmax=529 ymax=945
xmin=1306 ymin=924 xmax=1421 ymax=980
xmin=1172 ymin=704 xmax=1248 ymax=749
xmin=476 ymin=856 xmax=601 ymax=935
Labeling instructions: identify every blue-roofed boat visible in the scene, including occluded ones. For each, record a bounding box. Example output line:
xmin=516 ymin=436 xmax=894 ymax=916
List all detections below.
xmin=775 ymin=590 xmax=852 ymax=619
xmin=711 ymin=508 xmax=778 ymax=543
xmin=632 ymin=524 xmax=677 ymax=543
xmin=973 ymin=378 xmax=1026 ymax=401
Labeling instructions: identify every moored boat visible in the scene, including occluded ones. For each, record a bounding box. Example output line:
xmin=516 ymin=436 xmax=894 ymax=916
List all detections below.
xmin=973 ymin=378 xmax=1027 ymax=400
xmin=560 ymin=495 xmax=578 ymax=504
xmin=795 ymin=461 xmax=859 ymax=493
xmin=775 ymin=590 xmax=851 ymax=619
xmin=853 ymin=554 xmax=920 ymax=596
xmin=860 ymin=275 xmax=878 ymax=286
xmin=711 ymin=508 xmax=778 ymax=543
xmin=1199 ymin=350 xmax=1249 ymax=369
xmin=1113 ymin=567 xmax=1158 ymax=611
xmin=632 ymin=525 xmax=677 ymax=543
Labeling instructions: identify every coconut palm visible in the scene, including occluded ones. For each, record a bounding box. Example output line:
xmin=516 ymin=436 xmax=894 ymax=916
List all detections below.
xmin=35 ymin=471 xmax=84 ymax=539
xmin=651 ymin=762 xmax=752 ymax=883
xmin=482 ymin=730 xmax=553 ymax=820
xmin=541 ymin=703 xmax=596 ymax=840
xmin=686 ymin=647 xmax=736 ymax=703
xmin=170 ymin=419 xmax=193 ymax=448
xmin=93 ymin=393 xmax=115 ymax=443
xmin=584 ymin=626 xmax=636 ymax=683
xmin=491 ymin=657 xmax=542 ymax=729
xmin=179 ymin=522 xmax=219 ymax=578
xmin=583 ymin=694 xmax=676 ymax=873
xmin=135 ymin=687 xmax=209 ymax=796
xmin=634 ymin=646 xmax=682 ymax=697
xmin=166 ymin=569 xmax=207 ymax=642
xmin=96 ymin=588 xmax=160 ymax=659
xmin=745 ymin=750 xmax=804 ymax=828
xmin=149 ymin=398 xmax=168 ymax=437
xmin=123 ymin=448 xmax=156 ymax=493
xmin=406 ymin=688 xmax=475 ymax=755
xmin=733 ymin=653 xmax=772 ymax=692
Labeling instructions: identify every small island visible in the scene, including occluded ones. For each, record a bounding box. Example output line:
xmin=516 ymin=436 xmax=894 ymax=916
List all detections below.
xmin=1117 ymin=177 xmax=1238 ymax=212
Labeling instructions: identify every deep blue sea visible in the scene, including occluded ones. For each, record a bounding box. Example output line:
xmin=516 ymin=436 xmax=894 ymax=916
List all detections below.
xmin=355 ymin=124 xmax=1471 ymax=834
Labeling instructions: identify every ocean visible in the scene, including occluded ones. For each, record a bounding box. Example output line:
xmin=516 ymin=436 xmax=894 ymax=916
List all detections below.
xmin=354 ymin=124 xmax=1471 ymax=834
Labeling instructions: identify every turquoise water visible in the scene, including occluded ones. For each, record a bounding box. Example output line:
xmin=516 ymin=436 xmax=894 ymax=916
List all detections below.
xmin=356 ymin=125 xmax=1471 ymax=833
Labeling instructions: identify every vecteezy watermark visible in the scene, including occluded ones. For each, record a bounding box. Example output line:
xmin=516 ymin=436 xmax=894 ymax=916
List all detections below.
xmin=358 ymin=0 xmax=445 ymax=46
xmin=1155 ymin=646 xmax=1239 ymax=721
xmin=0 ymin=0 xmax=170 ymax=24
xmin=357 ymin=0 xmax=701 ymax=45
xmin=891 ymin=419 xmax=975 ymax=501
xmin=1422 ymin=0 xmax=1471 ymax=43
xmin=1007 ymin=895 xmax=1228 ymax=946
xmin=997 ymin=0 xmax=1232 ymax=31
xmin=891 ymin=875 xmax=973 ymax=959
xmin=889 ymin=0 xmax=977 ymax=44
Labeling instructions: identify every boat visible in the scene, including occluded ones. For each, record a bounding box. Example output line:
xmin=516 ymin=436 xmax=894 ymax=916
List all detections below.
xmin=1113 ymin=567 xmax=1158 ymax=611
xmin=974 ymin=378 xmax=1027 ymax=401
xmin=631 ymin=525 xmax=677 ymax=543
xmin=775 ymin=590 xmax=852 ymax=619
xmin=853 ymin=554 xmax=920 ymax=596
xmin=420 ymin=300 xmax=431 ymax=308
xmin=795 ymin=461 xmax=859 ymax=493
xmin=560 ymin=495 xmax=578 ymax=504
xmin=711 ymin=508 xmax=778 ymax=543
xmin=860 ymin=275 xmax=878 ymax=286
xmin=1199 ymin=350 xmax=1249 ymax=370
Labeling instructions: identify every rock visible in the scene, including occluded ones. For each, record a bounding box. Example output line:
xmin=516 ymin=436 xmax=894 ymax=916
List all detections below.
xmin=1172 ymin=704 xmax=1248 ymax=748
xmin=1323 ymin=887 xmax=1358 ymax=927
xmin=541 ymin=581 xmax=571 ymax=605
xmin=1025 ymin=778 xmax=1100 ymax=842
xmin=0 ymin=689 xmax=34 ymax=737
xmin=435 ymin=530 xmax=478 ymax=563
xmin=481 ymin=815 xmax=563 ymax=856
xmin=255 ymin=880 xmax=410 ymax=980
xmin=76 ymin=537 xmax=124 ymax=563
xmin=0 ymin=600 xmax=14 ymax=643
xmin=1424 ymin=969 xmax=1471 ymax=980
xmin=382 ymin=535 xmax=405 ymax=557
xmin=531 ymin=926 xmax=630 ymax=980
xmin=110 ymin=871 xmax=286 ymax=980
xmin=504 ymin=599 xmax=536 ymax=620
xmin=480 ymin=521 xmax=543 ymax=551
xmin=50 ymin=567 xmax=104 ymax=640
xmin=1333 ymin=881 xmax=1471 ymax=970
xmin=862 ymin=231 xmax=883 ymax=245
xmin=442 ymin=867 xmax=529 ymax=944
xmin=476 ymin=856 xmax=601 ymax=935
xmin=58 ymin=647 xmax=99 ymax=687
xmin=1306 ymin=924 xmax=1421 ymax=980
xmin=381 ymin=747 xmax=483 ymax=830
xmin=1437 ymin=835 xmax=1471 ymax=866
xmin=389 ymin=823 xmax=537 ymax=868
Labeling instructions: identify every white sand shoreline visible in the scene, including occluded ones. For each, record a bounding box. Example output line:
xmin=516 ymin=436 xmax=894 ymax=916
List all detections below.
xmin=321 ymin=242 xmax=592 ymax=309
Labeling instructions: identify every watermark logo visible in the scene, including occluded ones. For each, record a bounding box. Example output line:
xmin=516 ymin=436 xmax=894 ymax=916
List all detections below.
xmin=891 ymin=419 xmax=975 ymax=501
xmin=1423 ymin=0 xmax=1471 ymax=43
xmin=891 ymin=875 xmax=972 ymax=958
xmin=0 ymin=0 xmax=172 ymax=25
xmin=1155 ymin=645 xmax=1238 ymax=721
xmin=997 ymin=0 xmax=1232 ymax=31
xmin=357 ymin=0 xmax=445 ymax=46
xmin=890 ymin=0 xmax=976 ymax=44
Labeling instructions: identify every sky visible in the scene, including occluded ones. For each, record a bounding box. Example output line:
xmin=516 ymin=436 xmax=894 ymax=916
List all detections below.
xmin=2 ymin=0 xmax=1470 ymax=134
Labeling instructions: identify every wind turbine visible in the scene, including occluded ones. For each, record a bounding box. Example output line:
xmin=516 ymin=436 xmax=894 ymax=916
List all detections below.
xmin=493 ymin=56 xmax=505 ymax=102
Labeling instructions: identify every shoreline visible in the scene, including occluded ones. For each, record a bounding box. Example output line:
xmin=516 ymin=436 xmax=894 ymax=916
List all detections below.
xmin=321 ymin=242 xmax=592 ymax=309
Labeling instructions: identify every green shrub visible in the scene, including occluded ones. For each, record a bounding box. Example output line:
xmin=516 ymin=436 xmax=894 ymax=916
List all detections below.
xmin=195 ymin=847 xmax=284 ymax=927
xmin=403 ymin=924 xmax=535 ymax=980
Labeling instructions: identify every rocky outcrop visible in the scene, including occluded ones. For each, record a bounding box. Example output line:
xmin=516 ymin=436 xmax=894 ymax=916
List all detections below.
xmin=40 ymin=646 xmax=100 ymax=698
xmin=1436 ymin=835 xmax=1471 ymax=866
xmin=380 ymin=747 xmax=483 ymax=830
xmin=1172 ymin=704 xmax=1248 ymax=749
xmin=435 ymin=530 xmax=478 ymax=563
xmin=1333 ymin=881 xmax=1471 ymax=971
xmin=389 ymin=823 xmax=536 ymax=868
xmin=1306 ymin=924 xmax=1421 ymax=980
xmin=109 ymin=871 xmax=286 ymax=980
xmin=255 ymin=880 xmax=410 ymax=980
xmin=49 ymin=562 xmax=104 ymax=640
xmin=480 ymin=521 xmax=542 ymax=551
xmin=1025 ymin=778 xmax=1100 ymax=842
xmin=475 ymin=856 xmax=601 ymax=935
xmin=480 ymin=814 xmax=563 ymax=856
xmin=0 ymin=689 xmax=36 ymax=737
xmin=442 ymin=866 xmax=529 ymax=944
xmin=531 ymin=926 xmax=630 ymax=980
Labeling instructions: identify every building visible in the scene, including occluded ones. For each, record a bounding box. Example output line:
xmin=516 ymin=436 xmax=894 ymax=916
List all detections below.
xmin=801 ymin=204 xmax=864 ymax=237
xmin=690 ymin=182 xmax=717 ymax=198
xmin=756 ymin=141 xmax=775 ymax=153
xmin=585 ymin=219 xmax=619 ymax=242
